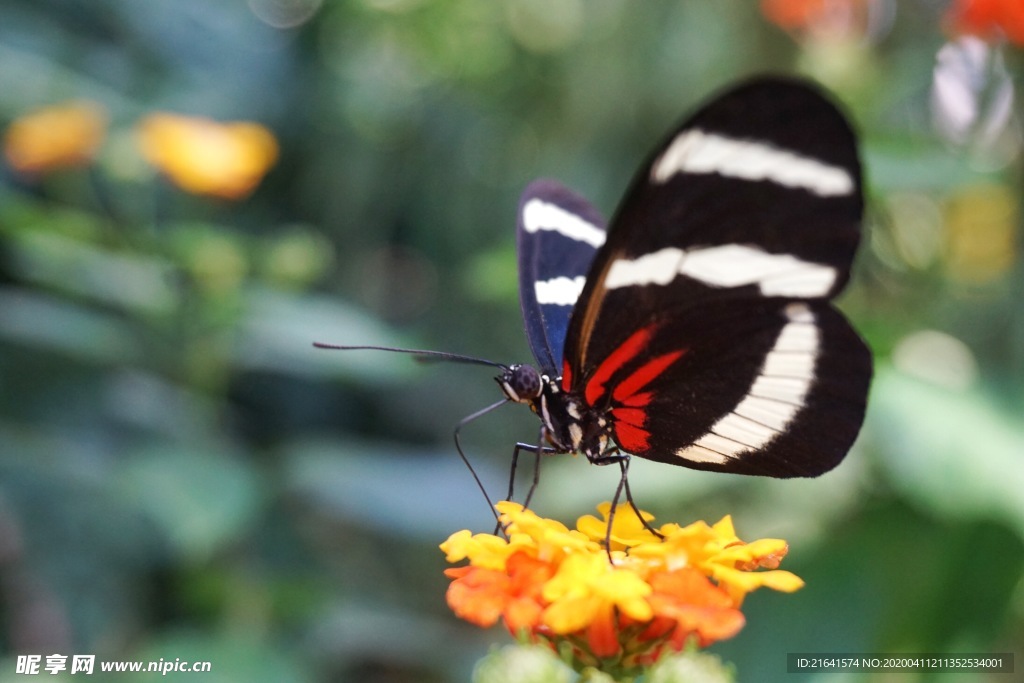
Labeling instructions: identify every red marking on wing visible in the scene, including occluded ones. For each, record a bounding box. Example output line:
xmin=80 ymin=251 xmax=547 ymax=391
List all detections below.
xmin=620 ymin=391 xmax=653 ymax=408
xmin=614 ymin=421 xmax=651 ymax=452
xmin=611 ymin=407 xmax=646 ymax=427
xmin=584 ymin=326 xmax=656 ymax=406
xmin=612 ymin=350 xmax=686 ymax=404
xmin=561 ymin=359 xmax=573 ymax=392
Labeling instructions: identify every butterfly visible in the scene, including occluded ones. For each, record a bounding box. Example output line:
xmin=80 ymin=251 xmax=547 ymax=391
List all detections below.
xmin=500 ymin=76 xmax=871 ymax=480
xmin=320 ymin=76 xmax=872 ymax=511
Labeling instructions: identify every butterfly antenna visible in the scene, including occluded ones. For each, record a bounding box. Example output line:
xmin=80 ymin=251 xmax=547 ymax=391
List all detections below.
xmin=312 ymin=343 xmax=508 ymax=370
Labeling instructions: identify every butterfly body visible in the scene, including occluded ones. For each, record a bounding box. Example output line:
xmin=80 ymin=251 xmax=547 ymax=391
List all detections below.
xmin=498 ymin=367 xmax=616 ymax=463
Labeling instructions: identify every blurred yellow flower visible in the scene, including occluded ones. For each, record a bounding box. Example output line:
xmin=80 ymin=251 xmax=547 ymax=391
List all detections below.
xmin=943 ymin=183 xmax=1018 ymax=283
xmin=441 ymin=502 xmax=803 ymax=674
xmin=136 ymin=113 xmax=278 ymax=199
xmin=3 ymin=101 xmax=107 ymax=174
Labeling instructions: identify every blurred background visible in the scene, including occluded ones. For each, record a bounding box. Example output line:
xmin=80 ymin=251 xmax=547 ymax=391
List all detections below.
xmin=1 ymin=1 xmax=1022 ymax=681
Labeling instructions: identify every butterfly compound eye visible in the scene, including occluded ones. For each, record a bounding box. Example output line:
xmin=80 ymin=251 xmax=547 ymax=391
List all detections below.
xmin=498 ymin=364 xmax=543 ymax=403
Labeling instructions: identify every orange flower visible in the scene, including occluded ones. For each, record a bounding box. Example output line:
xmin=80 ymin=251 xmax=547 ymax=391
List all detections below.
xmin=440 ymin=503 xmax=803 ymax=675
xmin=4 ymin=101 xmax=107 ymax=175
xmin=136 ymin=113 xmax=278 ymax=199
xmin=946 ymin=0 xmax=1024 ymax=46
xmin=445 ymin=552 xmax=552 ymax=633
xmin=761 ymin=0 xmax=831 ymax=29
xmin=645 ymin=569 xmax=745 ymax=648
xmin=760 ymin=0 xmax=875 ymax=39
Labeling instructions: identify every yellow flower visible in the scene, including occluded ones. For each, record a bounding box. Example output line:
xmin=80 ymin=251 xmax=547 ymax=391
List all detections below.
xmin=543 ymin=551 xmax=653 ymax=632
xmin=4 ymin=101 xmax=107 ymax=174
xmin=440 ymin=528 xmax=534 ymax=571
xmin=576 ymin=501 xmax=661 ymax=551
xmin=496 ymin=500 xmax=601 ymax=562
xmin=631 ymin=514 xmax=804 ymax=604
xmin=706 ymin=536 xmax=805 ymax=603
xmin=136 ymin=113 xmax=278 ymax=199
xmin=441 ymin=503 xmax=803 ymax=674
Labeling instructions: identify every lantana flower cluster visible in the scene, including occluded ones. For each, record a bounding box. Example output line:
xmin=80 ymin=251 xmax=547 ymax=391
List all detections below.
xmin=441 ymin=502 xmax=803 ymax=671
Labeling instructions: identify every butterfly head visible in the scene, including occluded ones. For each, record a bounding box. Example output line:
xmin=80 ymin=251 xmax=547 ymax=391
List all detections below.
xmin=496 ymin=364 xmax=543 ymax=404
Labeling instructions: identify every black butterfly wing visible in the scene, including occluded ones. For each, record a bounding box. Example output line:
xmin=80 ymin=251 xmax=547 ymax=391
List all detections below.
xmin=516 ymin=179 xmax=606 ymax=375
xmin=562 ymin=77 xmax=870 ymax=477
xmin=584 ymin=299 xmax=871 ymax=476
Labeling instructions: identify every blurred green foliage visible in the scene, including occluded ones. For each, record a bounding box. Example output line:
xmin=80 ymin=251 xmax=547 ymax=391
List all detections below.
xmin=0 ymin=1 xmax=1022 ymax=681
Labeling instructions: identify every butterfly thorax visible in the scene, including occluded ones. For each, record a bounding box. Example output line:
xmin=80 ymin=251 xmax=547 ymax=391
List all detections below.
xmin=496 ymin=365 xmax=613 ymax=462
xmin=540 ymin=380 xmax=613 ymax=461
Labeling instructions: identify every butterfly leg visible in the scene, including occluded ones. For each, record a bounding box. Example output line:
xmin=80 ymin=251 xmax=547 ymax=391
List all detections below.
xmin=510 ymin=439 xmax=560 ymax=503
xmin=494 ymin=435 xmax=558 ymax=534
xmin=602 ymin=457 xmax=630 ymax=560
xmin=620 ymin=460 xmax=664 ymax=540
xmin=591 ymin=450 xmax=665 ymax=551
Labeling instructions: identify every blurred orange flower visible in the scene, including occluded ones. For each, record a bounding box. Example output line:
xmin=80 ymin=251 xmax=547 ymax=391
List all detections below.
xmin=441 ymin=502 xmax=803 ymax=673
xmin=136 ymin=113 xmax=278 ymax=199
xmin=3 ymin=101 xmax=107 ymax=175
xmin=761 ymin=0 xmax=868 ymax=31
xmin=762 ymin=0 xmax=831 ymax=29
xmin=947 ymin=0 xmax=1024 ymax=45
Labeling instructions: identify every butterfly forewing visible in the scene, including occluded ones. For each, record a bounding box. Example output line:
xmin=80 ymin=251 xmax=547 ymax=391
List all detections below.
xmin=559 ymin=77 xmax=870 ymax=477
xmin=516 ymin=179 xmax=607 ymax=375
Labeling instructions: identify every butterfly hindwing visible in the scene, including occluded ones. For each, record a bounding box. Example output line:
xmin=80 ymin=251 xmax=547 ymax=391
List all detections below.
xmin=517 ymin=179 xmax=606 ymax=375
xmin=559 ymin=77 xmax=870 ymax=477
xmin=585 ymin=299 xmax=871 ymax=476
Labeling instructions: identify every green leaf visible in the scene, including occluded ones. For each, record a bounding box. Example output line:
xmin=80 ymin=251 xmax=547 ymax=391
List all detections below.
xmin=3 ymin=230 xmax=175 ymax=314
xmin=870 ymin=367 xmax=1024 ymax=535
xmin=117 ymin=445 xmax=262 ymax=562
xmin=282 ymin=438 xmax=503 ymax=537
xmin=863 ymin=139 xmax=998 ymax=193
xmin=232 ymin=286 xmax=416 ymax=382
xmin=0 ymin=288 xmax=139 ymax=364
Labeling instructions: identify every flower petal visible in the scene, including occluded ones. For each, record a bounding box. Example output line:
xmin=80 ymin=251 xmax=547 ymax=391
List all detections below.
xmin=586 ymin=606 xmax=622 ymax=659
